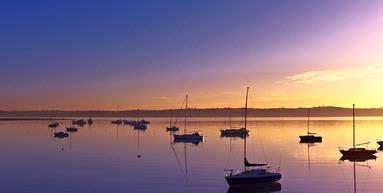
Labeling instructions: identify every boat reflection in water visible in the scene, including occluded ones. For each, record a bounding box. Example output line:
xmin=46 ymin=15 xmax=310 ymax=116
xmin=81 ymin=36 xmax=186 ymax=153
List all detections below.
xmin=227 ymin=182 xmax=281 ymax=193
xmin=339 ymin=154 xmax=375 ymax=193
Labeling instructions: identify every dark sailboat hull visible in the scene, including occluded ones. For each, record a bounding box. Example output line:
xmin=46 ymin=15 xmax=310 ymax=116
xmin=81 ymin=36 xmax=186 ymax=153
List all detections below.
xmin=299 ymin=135 xmax=322 ymax=143
xmin=225 ymin=174 xmax=281 ymax=186
xmin=340 ymin=149 xmax=377 ymax=161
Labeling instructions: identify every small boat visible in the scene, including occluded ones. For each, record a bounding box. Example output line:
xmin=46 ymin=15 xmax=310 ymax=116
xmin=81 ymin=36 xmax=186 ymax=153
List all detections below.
xmin=134 ymin=123 xmax=147 ymax=130
xmin=66 ymin=127 xmax=78 ymax=132
xmin=167 ymin=126 xmax=179 ymax=132
xmin=48 ymin=122 xmax=60 ymax=128
xmin=339 ymin=104 xmax=377 ymax=159
xmin=111 ymin=120 xmax=123 ymax=125
xmin=173 ymin=95 xmax=203 ymax=142
xmin=299 ymin=109 xmax=322 ymax=143
xmin=174 ymin=132 xmax=203 ymax=141
xmin=72 ymin=119 xmax=86 ymax=126
xmin=225 ymin=87 xmax=281 ymax=186
xmin=53 ymin=132 xmax=69 ymax=138
xmin=87 ymin=118 xmax=93 ymax=125
xmin=221 ymin=111 xmax=249 ymax=137
xmin=221 ymin=128 xmax=249 ymax=137
xmin=166 ymin=108 xmax=180 ymax=132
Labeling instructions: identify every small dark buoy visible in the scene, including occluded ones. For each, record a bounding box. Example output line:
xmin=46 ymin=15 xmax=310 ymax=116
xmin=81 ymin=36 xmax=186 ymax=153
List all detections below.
xmin=61 ymin=148 xmax=64 ymax=151
xmin=137 ymin=154 xmax=141 ymax=158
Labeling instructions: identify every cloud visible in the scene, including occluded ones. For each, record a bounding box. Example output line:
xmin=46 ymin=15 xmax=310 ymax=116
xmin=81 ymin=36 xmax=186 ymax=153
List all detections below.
xmin=286 ymin=64 xmax=383 ymax=84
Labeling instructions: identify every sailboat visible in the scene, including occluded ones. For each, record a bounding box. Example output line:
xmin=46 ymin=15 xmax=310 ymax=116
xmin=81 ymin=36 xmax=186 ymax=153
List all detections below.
xmin=225 ymin=87 xmax=281 ymax=186
xmin=66 ymin=120 xmax=78 ymax=132
xmin=166 ymin=110 xmax=179 ymax=132
xmin=48 ymin=122 xmax=60 ymax=128
xmin=339 ymin=104 xmax=377 ymax=159
xmin=299 ymin=109 xmax=322 ymax=143
xmin=173 ymin=95 xmax=203 ymax=142
xmin=221 ymin=109 xmax=249 ymax=138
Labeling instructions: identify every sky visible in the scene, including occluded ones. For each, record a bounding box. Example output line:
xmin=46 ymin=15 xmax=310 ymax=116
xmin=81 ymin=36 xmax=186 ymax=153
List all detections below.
xmin=1 ymin=0 xmax=383 ymax=110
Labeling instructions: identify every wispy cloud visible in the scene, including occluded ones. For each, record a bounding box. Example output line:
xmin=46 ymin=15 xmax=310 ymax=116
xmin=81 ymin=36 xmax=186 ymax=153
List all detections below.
xmin=286 ymin=64 xmax=383 ymax=84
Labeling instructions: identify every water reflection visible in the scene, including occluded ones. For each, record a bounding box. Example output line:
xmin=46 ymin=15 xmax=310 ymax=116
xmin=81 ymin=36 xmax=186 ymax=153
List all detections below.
xmin=226 ymin=182 xmax=281 ymax=193
xmin=339 ymin=156 xmax=375 ymax=193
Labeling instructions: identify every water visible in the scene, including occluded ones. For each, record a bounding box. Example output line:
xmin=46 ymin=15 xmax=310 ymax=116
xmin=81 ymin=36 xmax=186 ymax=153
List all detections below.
xmin=1 ymin=117 xmax=383 ymax=193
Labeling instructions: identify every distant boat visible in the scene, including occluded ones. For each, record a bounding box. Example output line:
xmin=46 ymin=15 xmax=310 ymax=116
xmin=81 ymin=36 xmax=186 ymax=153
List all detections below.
xmin=134 ymin=123 xmax=147 ymax=130
xmin=87 ymin=118 xmax=93 ymax=125
xmin=48 ymin=122 xmax=60 ymax=128
xmin=221 ymin=109 xmax=249 ymax=137
xmin=53 ymin=132 xmax=69 ymax=138
xmin=225 ymin=87 xmax=281 ymax=186
xmin=66 ymin=127 xmax=78 ymax=132
xmin=299 ymin=109 xmax=322 ymax=143
xmin=72 ymin=119 xmax=86 ymax=126
xmin=167 ymin=126 xmax=179 ymax=132
xmin=167 ymin=105 xmax=182 ymax=132
xmin=221 ymin=128 xmax=249 ymax=137
xmin=173 ymin=95 xmax=203 ymax=142
xmin=339 ymin=104 xmax=377 ymax=159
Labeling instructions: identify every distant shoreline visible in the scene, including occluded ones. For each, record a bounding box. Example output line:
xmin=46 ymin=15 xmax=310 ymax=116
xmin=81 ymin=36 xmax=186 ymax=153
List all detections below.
xmin=1 ymin=106 xmax=383 ymax=118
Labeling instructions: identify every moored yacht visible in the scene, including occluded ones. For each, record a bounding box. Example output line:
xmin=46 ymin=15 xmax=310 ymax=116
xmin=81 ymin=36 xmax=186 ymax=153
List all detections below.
xmin=72 ymin=119 xmax=86 ymax=126
xmin=48 ymin=122 xmax=60 ymax=128
xmin=53 ymin=132 xmax=69 ymax=138
xmin=299 ymin=109 xmax=322 ymax=143
xmin=221 ymin=128 xmax=249 ymax=137
xmin=339 ymin=104 xmax=377 ymax=159
xmin=225 ymin=87 xmax=281 ymax=186
xmin=173 ymin=95 xmax=203 ymax=142
xmin=66 ymin=127 xmax=78 ymax=132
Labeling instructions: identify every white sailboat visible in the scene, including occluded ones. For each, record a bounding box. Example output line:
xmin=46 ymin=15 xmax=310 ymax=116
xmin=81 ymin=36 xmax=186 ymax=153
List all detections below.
xmin=173 ymin=95 xmax=203 ymax=142
xmin=225 ymin=87 xmax=281 ymax=186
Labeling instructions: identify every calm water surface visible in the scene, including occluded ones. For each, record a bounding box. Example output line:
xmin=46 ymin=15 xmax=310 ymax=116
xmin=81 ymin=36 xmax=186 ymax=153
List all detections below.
xmin=1 ymin=117 xmax=383 ymax=193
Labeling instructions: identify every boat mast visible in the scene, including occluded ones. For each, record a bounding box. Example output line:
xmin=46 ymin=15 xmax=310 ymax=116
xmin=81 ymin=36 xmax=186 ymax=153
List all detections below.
xmin=353 ymin=104 xmax=355 ymax=149
xmin=244 ymin=87 xmax=249 ymax=170
xmin=184 ymin=95 xmax=188 ymax=134
xmin=307 ymin=109 xmax=310 ymax=134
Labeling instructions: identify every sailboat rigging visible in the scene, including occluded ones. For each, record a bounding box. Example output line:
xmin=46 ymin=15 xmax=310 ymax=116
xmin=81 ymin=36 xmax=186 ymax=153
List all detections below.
xmin=299 ymin=109 xmax=322 ymax=143
xmin=339 ymin=104 xmax=377 ymax=160
xmin=173 ymin=95 xmax=203 ymax=143
xmin=225 ymin=87 xmax=281 ymax=186
xmin=167 ymin=100 xmax=184 ymax=132
xmin=221 ymin=108 xmax=249 ymax=138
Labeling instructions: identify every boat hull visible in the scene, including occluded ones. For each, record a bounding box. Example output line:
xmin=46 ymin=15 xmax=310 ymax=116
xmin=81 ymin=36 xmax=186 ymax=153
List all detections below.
xmin=225 ymin=173 xmax=281 ymax=186
xmin=166 ymin=127 xmax=179 ymax=131
xmin=173 ymin=134 xmax=203 ymax=142
xmin=340 ymin=149 xmax=377 ymax=160
xmin=221 ymin=129 xmax=249 ymax=138
xmin=299 ymin=135 xmax=322 ymax=143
